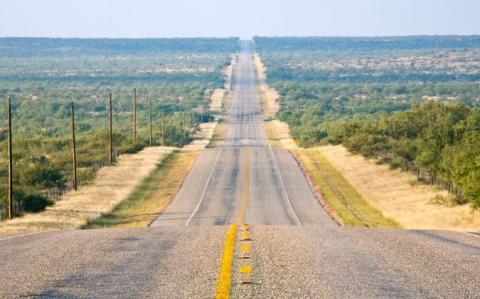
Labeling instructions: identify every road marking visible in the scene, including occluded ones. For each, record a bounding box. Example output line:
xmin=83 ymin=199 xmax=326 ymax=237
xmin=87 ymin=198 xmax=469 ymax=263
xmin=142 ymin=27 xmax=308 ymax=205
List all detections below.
xmin=186 ymin=147 xmax=223 ymax=226
xmin=240 ymin=244 xmax=250 ymax=253
xmin=240 ymin=231 xmax=250 ymax=239
xmin=215 ymin=224 xmax=238 ymax=299
xmin=0 ymin=232 xmax=44 ymax=242
xmin=268 ymin=145 xmax=302 ymax=226
xmin=240 ymin=265 xmax=253 ymax=274
xmin=464 ymin=232 xmax=480 ymax=239
xmin=215 ymin=52 xmax=259 ymax=298
xmin=238 ymin=147 xmax=250 ymax=224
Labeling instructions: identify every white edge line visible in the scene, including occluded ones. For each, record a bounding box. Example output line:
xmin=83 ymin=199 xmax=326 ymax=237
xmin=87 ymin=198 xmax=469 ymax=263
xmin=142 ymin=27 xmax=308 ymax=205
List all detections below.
xmin=0 ymin=231 xmax=44 ymax=242
xmin=268 ymin=145 xmax=302 ymax=226
xmin=464 ymin=232 xmax=480 ymax=239
xmin=185 ymin=147 xmax=223 ymax=227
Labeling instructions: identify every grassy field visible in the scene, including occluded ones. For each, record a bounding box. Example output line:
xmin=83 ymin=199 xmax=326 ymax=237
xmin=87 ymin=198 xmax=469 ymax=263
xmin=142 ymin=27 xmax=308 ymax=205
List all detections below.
xmin=295 ymin=148 xmax=400 ymax=228
xmin=84 ymin=149 xmax=200 ymax=228
xmin=318 ymin=145 xmax=480 ymax=231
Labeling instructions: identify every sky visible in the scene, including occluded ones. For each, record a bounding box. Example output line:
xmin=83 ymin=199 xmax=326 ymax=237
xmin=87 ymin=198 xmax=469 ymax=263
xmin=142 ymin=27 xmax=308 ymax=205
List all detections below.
xmin=1 ymin=0 xmax=479 ymax=38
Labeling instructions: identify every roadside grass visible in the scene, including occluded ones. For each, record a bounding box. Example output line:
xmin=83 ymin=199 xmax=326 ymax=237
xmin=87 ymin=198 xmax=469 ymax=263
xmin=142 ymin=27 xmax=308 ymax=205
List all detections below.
xmin=84 ymin=150 xmax=199 ymax=228
xmin=207 ymin=120 xmax=226 ymax=148
xmin=295 ymin=148 xmax=400 ymax=228
xmin=264 ymin=121 xmax=282 ymax=148
xmin=318 ymin=145 xmax=480 ymax=231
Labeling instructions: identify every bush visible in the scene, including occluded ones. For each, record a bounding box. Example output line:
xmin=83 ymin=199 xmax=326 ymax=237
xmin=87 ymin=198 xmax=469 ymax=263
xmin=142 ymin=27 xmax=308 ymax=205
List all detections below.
xmin=389 ymin=157 xmax=404 ymax=170
xmin=122 ymin=141 xmax=146 ymax=154
xmin=21 ymin=194 xmax=53 ymax=213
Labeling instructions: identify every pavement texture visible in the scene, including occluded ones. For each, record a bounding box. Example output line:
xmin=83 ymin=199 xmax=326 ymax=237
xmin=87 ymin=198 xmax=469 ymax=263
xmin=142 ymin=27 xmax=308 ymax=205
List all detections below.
xmin=1 ymin=41 xmax=479 ymax=298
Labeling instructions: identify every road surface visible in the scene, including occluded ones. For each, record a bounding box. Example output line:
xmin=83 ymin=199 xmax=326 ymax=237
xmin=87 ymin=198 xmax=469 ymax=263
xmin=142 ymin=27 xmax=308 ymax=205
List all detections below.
xmin=1 ymin=41 xmax=479 ymax=298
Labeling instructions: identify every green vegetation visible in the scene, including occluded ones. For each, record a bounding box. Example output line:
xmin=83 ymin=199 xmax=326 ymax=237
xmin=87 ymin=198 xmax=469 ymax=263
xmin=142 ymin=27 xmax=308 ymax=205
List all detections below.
xmin=296 ymin=148 xmax=399 ymax=227
xmin=0 ymin=37 xmax=238 ymax=219
xmin=255 ymin=36 xmax=480 ymax=209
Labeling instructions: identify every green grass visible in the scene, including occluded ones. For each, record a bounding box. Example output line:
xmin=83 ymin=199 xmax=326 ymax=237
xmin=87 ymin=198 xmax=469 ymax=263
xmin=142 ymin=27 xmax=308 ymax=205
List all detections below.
xmin=83 ymin=149 xmax=199 ymax=228
xmin=296 ymin=148 xmax=400 ymax=228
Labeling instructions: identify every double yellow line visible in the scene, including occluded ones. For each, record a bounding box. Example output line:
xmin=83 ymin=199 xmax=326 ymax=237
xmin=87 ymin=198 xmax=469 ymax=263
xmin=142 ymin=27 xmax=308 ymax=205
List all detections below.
xmin=215 ymin=147 xmax=250 ymax=299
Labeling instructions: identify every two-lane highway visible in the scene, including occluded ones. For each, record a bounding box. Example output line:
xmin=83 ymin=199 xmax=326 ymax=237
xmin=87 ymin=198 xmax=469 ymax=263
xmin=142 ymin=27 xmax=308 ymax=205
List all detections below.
xmin=151 ymin=41 xmax=334 ymax=227
xmin=1 ymin=41 xmax=479 ymax=298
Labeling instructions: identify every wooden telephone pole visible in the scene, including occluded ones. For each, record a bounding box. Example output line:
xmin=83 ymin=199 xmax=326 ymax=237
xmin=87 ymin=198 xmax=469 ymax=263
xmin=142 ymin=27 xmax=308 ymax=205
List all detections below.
xmin=108 ymin=93 xmax=113 ymax=165
xmin=170 ymin=113 xmax=174 ymax=146
xmin=161 ymin=110 xmax=165 ymax=146
xmin=7 ymin=97 xmax=13 ymax=219
xmin=71 ymin=102 xmax=78 ymax=191
xmin=133 ymin=88 xmax=137 ymax=142
xmin=179 ymin=113 xmax=184 ymax=146
xmin=149 ymin=98 xmax=153 ymax=146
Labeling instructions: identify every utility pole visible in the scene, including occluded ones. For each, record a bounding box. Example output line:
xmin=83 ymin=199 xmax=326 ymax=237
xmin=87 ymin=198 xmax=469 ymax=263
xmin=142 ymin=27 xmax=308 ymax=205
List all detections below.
xmin=178 ymin=113 xmax=182 ymax=146
xmin=133 ymin=88 xmax=137 ymax=142
xmin=149 ymin=98 xmax=153 ymax=146
xmin=7 ymin=96 xmax=13 ymax=219
xmin=170 ymin=113 xmax=174 ymax=147
xmin=108 ymin=93 xmax=113 ymax=165
xmin=71 ymin=102 xmax=78 ymax=191
xmin=161 ymin=110 xmax=165 ymax=146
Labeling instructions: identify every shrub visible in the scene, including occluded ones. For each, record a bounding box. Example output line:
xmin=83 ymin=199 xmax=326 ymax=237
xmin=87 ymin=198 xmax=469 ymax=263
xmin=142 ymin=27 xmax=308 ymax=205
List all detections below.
xmin=21 ymin=194 xmax=53 ymax=213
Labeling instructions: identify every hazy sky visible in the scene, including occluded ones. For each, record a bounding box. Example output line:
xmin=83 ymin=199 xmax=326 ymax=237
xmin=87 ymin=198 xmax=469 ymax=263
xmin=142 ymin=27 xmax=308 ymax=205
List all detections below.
xmin=1 ymin=0 xmax=479 ymax=38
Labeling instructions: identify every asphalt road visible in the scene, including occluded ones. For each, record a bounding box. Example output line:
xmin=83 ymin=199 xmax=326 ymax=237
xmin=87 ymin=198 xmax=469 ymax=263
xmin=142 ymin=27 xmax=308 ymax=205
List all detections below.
xmin=1 ymin=41 xmax=479 ymax=298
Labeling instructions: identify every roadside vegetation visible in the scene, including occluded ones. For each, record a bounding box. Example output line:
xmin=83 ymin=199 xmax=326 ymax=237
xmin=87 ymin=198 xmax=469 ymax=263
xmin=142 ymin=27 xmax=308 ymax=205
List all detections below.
xmin=296 ymin=148 xmax=399 ymax=227
xmin=0 ymin=37 xmax=238 ymax=219
xmin=84 ymin=149 xmax=199 ymax=228
xmin=255 ymin=36 xmax=480 ymax=210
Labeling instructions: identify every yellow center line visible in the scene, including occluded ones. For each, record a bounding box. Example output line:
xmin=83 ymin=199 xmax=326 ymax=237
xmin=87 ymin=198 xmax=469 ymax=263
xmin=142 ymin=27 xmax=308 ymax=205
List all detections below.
xmin=239 ymin=265 xmax=253 ymax=274
xmin=215 ymin=224 xmax=238 ymax=299
xmin=240 ymin=244 xmax=251 ymax=253
xmin=215 ymin=147 xmax=252 ymax=298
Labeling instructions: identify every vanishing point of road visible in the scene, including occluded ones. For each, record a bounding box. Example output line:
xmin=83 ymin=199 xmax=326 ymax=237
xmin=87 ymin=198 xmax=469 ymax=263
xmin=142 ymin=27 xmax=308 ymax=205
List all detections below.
xmin=1 ymin=41 xmax=479 ymax=298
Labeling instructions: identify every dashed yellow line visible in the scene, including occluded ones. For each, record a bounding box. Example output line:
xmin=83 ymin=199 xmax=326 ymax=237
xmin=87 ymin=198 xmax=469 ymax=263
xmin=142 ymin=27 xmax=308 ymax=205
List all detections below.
xmin=240 ymin=265 xmax=253 ymax=274
xmin=240 ymin=244 xmax=251 ymax=253
xmin=240 ymin=231 xmax=251 ymax=240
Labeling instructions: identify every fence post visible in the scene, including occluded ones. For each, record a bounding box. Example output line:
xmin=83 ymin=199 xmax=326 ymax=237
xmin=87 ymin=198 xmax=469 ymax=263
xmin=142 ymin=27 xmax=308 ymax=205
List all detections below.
xmin=7 ymin=96 xmax=13 ymax=219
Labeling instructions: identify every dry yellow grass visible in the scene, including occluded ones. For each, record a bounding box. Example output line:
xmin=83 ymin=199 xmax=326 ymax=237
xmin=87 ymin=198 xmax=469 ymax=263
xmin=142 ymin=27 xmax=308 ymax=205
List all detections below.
xmin=223 ymin=56 xmax=236 ymax=91
xmin=264 ymin=120 xmax=298 ymax=149
xmin=183 ymin=122 xmax=217 ymax=151
xmin=209 ymin=89 xmax=225 ymax=113
xmin=0 ymin=146 xmax=174 ymax=237
xmin=254 ymin=54 xmax=279 ymax=118
xmin=208 ymin=122 xmax=227 ymax=148
xmin=85 ymin=150 xmax=200 ymax=228
xmin=254 ymin=54 xmax=297 ymax=150
xmin=318 ymin=145 xmax=480 ymax=232
xmin=295 ymin=148 xmax=399 ymax=228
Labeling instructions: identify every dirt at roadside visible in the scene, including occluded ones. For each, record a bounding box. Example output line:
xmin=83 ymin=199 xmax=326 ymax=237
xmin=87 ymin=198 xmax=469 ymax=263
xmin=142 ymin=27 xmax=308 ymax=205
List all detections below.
xmin=0 ymin=147 xmax=174 ymax=238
